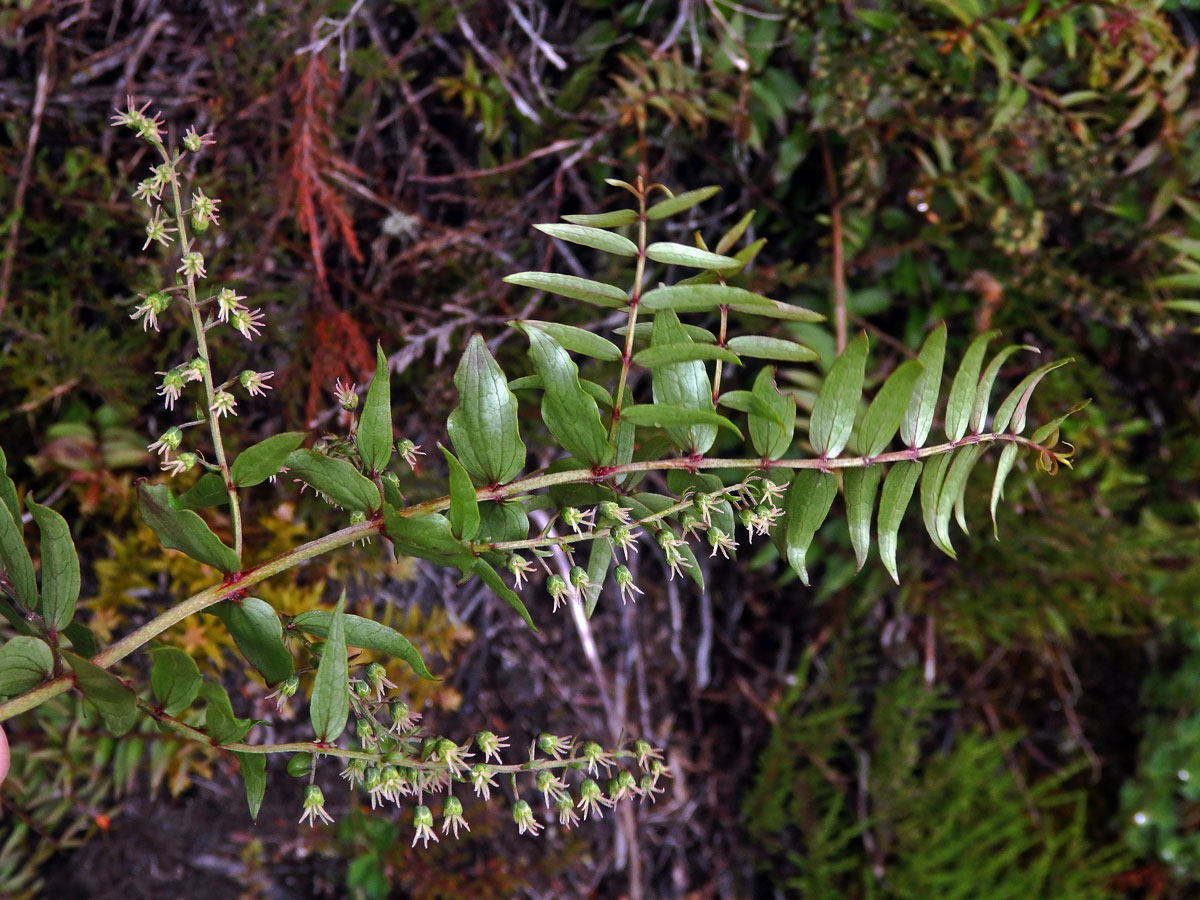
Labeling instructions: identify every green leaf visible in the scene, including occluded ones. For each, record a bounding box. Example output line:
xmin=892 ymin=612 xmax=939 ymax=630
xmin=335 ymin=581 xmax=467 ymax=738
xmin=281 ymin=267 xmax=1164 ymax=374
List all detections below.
xmin=718 ymin=389 xmax=782 ymax=425
xmin=472 ymin=558 xmax=537 ymax=631
xmin=919 ymin=452 xmax=955 ymax=558
xmin=1150 ymin=273 xmax=1200 ymax=290
xmin=990 ymin=443 xmax=1021 ymax=538
xmin=522 ymin=326 xmax=612 ymax=467
xmin=1164 ymin=299 xmax=1200 ymax=314
xmin=855 ymin=8 xmax=900 ymax=29
xmin=380 ymin=506 xmax=475 ymax=569
xmin=640 ymin=284 xmax=773 ymax=312
xmin=440 ymin=445 xmax=480 ymax=541
xmin=844 ymin=466 xmax=883 ymax=571
xmin=173 ymin=472 xmax=228 ymax=510
xmin=900 ymin=325 xmax=947 ymax=448
xmin=283 ymin=449 xmax=380 ymax=513
xmin=0 ymin=494 xmax=36 ymax=611
xmin=649 ymin=310 xmax=718 ymax=453
xmin=25 ymin=500 xmax=79 ymax=633
xmin=560 ymin=209 xmax=638 ymax=227
xmin=783 ymin=470 xmax=838 ymax=586
xmin=633 ymin=343 xmax=741 ymax=367
xmin=309 ymin=591 xmax=350 ymax=743
xmin=508 ymin=375 xmax=614 ymax=408
xmin=583 ymin=536 xmax=613 ymax=618
xmin=212 ymin=597 xmax=295 ymax=685
xmin=149 ymin=647 xmax=202 ymax=716
xmin=748 ymin=368 xmax=796 ymax=460
xmin=855 ymin=360 xmax=924 ymax=457
xmin=62 ymin=622 xmax=95 ymax=657
xmin=617 ymin=321 xmax=717 ymax=344
xmin=878 ymin=460 xmax=922 ymax=585
xmin=945 ymin=330 xmax=999 ymax=441
xmin=448 ymin=334 xmax=527 ymax=484
xmin=676 ymin=541 xmax=705 ymax=591
xmin=993 ymin=359 xmax=1073 ymax=434
xmin=728 ymin=299 xmax=825 ymax=322
xmin=503 ymin=272 xmax=630 ymax=310
xmin=230 ymin=432 xmax=308 ymax=488
xmin=63 ymin=650 xmax=137 ymax=737
xmin=620 ymin=404 xmax=742 ymax=438
xmin=0 ymin=446 xmax=20 ymax=523
xmin=645 ymin=242 xmax=738 ymax=269
xmin=645 ymin=186 xmax=720 ymax=220
xmin=715 ymin=209 xmax=755 ymax=255
xmin=1029 ymin=399 xmax=1091 ymax=445
xmin=534 ymin=223 xmax=638 ymax=257
xmin=0 ymin=636 xmax=53 ymax=697
xmin=198 ymin=681 xmax=253 ymax=744
xmin=725 ymin=335 xmax=818 ymax=362
xmin=970 ymin=345 xmax=1037 ymax=433
xmin=292 ymin=610 xmax=435 ymax=680
xmin=810 ymin=333 xmax=869 ymax=458
xmin=519 ymin=321 xmax=622 ymax=361
xmin=233 ymin=751 xmax=267 ymax=821
xmin=934 ymin=445 xmax=984 ymax=555
xmin=137 ymin=482 xmax=240 ymax=573
xmin=357 ymin=344 xmax=393 ymax=474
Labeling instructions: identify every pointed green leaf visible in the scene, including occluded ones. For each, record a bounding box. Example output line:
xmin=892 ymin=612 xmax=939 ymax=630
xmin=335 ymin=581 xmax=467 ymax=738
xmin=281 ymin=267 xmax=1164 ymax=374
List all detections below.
xmin=523 ymin=326 xmax=612 ymax=466
xmin=448 ymin=335 xmax=527 ymax=484
xmin=621 ymin=404 xmax=742 ymax=439
xmin=534 ymin=223 xmax=638 ymax=257
xmin=634 ymin=343 xmax=741 ymax=367
xmin=676 ymin=541 xmax=705 ymax=590
xmin=357 ymin=344 xmax=393 ymax=474
xmin=646 ymin=186 xmax=720 ymax=220
xmin=212 ymin=596 xmax=295 ymax=686
xmin=748 ymin=368 xmax=796 ymax=460
xmin=561 ymin=209 xmax=638 ymax=227
xmin=844 ymin=466 xmax=883 ymax=571
xmin=649 ymin=310 xmax=718 ymax=453
xmin=993 ymin=359 xmax=1074 ymax=434
xmin=645 ymin=242 xmax=737 ymax=269
xmin=0 ymin=636 xmax=53 ymax=697
xmin=0 ymin=496 xmax=36 ymax=611
xmin=725 ymin=335 xmax=819 ymax=363
xmin=138 ymin=482 xmax=240 ymax=573
xmin=990 ymin=442 xmax=1021 ymax=538
xmin=440 ymin=445 xmax=480 ymax=541
xmin=583 ymin=536 xmax=612 ymax=618
xmin=900 ymin=325 xmax=947 ymax=448
xmin=198 ymin=681 xmax=253 ymax=744
xmin=230 ymin=432 xmax=308 ymax=488
xmin=641 ymin=284 xmax=773 ymax=312
xmin=1029 ymin=399 xmax=1091 ymax=445
xmin=284 ymin=449 xmax=380 ymax=513
xmin=0 ymin=446 xmax=20 ymax=523
xmin=970 ymin=345 xmax=1036 ymax=433
xmin=934 ymin=444 xmax=983 ymax=554
xmin=292 ymin=610 xmax=435 ymax=680
xmin=919 ymin=452 xmax=956 ymax=558
xmin=26 ymin=500 xmax=79 ymax=632
xmin=173 ymin=472 xmax=228 ymax=510
xmin=810 ymin=333 xmax=869 ymax=458
xmin=718 ymin=389 xmax=783 ymax=426
xmin=519 ymin=321 xmax=622 ymax=361
xmin=728 ymin=299 xmax=825 ymax=322
xmin=618 ymin=321 xmax=717 ymax=344
xmin=310 ymin=592 xmax=349 ymax=743
xmin=878 ymin=460 xmax=922 ymax=584
xmin=503 ymin=272 xmax=629 ymax=310
xmin=472 ymin=558 xmax=537 ymax=631
xmin=380 ymin=505 xmax=475 ymax=569
xmin=715 ymin=209 xmax=755 ymax=255
xmin=149 ymin=647 xmax=202 ymax=716
xmin=63 ymin=650 xmax=137 ymax=737
xmin=945 ymin=330 xmax=999 ymax=441
xmin=783 ymin=470 xmax=838 ymax=586
xmin=62 ymin=622 xmax=95 ymax=657
xmin=507 ymin=375 xmax=614 ymax=408
xmin=856 ymin=360 xmax=924 ymax=457
xmin=233 ymin=751 xmax=267 ymax=821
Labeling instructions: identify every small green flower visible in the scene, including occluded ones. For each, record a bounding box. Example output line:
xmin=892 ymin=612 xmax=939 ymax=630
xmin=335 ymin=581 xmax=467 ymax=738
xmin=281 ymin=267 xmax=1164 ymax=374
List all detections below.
xmin=131 ymin=291 xmax=172 ymax=331
xmin=182 ymin=126 xmax=215 ymax=152
xmin=556 ymin=792 xmax=580 ymax=828
xmin=147 ymin=426 xmax=183 ymax=458
xmin=210 ymin=390 xmax=237 ymax=419
xmin=578 ymin=778 xmax=610 ymax=820
xmin=229 ymin=306 xmax=265 ymax=340
xmin=547 ymin=574 xmax=569 ymax=611
xmin=265 ymin=674 xmax=300 ymax=712
xmin=156 ymin=369 xmax=186 ymax=410
xmin=178 ymin=251 xmax=206 ymax=279
xmin=536 ymin=732 xmax=571 ymax=759
xmin=614 ymin=565 xmax=643 ymax=604
xmin=442 ymin=796 xmax=469 ymax=838
xmin=238 ymin=369 xmax=274 ymax=397
xmin=475 ymin=731 xmax=509 ymax=763
xmin=299 ymin=784 xmax=333 ymax=827
xmin=470 ymin=763 xmax=498 ymax=801
xmin=161 ymin=451 xmax=197 ymax=477
xmin=143 ymin=206 xmax=176 ymax=249
xmin=412 ymin=804 xmax=439 ymax=847
xmin=512 ymin=799 xmax=542 ymax=836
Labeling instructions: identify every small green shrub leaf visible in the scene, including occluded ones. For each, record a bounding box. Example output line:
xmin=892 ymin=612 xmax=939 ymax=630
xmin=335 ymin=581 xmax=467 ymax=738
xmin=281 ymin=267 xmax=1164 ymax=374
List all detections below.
xmin=560 ymin=209 xmax=639 ymax=227
xmin=310 ymin=591 xmax=350 ymax=743
xmin=0 ymin=496 xmax=36 ymax=611
xmin=725 ymin=335 xmax=819 ymax=362
xmin=844 ymin=466 xmax=883 ymax=571
xmin=934 ymin=445 xmax=984 ymax=554
xmin=646 ymin=185 xmax=720 ymax=220
xmin=26 ymin=499 xmax=79 ymax=633
xmin=380 ymin=506 xmax=475 ymax=569
xmin=503 ymin=272 xmax=629 ymax=309
xmin=534 ymin=223 xmax=638 ymax=257
xmin=993 ymin=359 xmax=1074 ymax=434
xmin=990 ymin=443 xmax=1021 ymax=538
xmin=718 ymin=389 xmax=783 ymax=426
xmin=970 ymin=344 xmax=1036 ymax=433
xmin=233 ymin=751 xmax=267 ymax=821
xmin=522 ymin=326 xmax=613 ymax=466
xmin=472 ymin=558 xmax=537 ymax=631
xmin=448 ymin=335 xmax=526 ymax=485
xmin=519 ymin=321 xmax=622 ymax=361
xmin=212 ymin=597 xmax=295 ymax=686
xmin=138 ymin=482 xmax=240 ymax=573
xmin=173 ymin=472 xmax=228 ymax=509
xmin=199 ymin=681 xmax=253 ymax=744
xmin=856 ymin=359 xmax=924 ymax=457
xmin=649 ymin=310 xmax=719 ymax=453
xmin=63 ymin=651 xmax=137 ymax=737
xmin=945 ymin=330 xmax=999 ymax=441
xmin=634 ymin=343 xmax=741 ymax=367
xmin=641 ymin=284 xmax=773 ymax=312
xmin=440 ymin=445 xmax=480 ymax=541
xmin=292 ymin=610 xmax=435 ymax=680
xmin=0 ymin=446 xmax=20 ymax=523
xmin=149 ymin=646 xmax=202 ymax=715
xmin=583 ymin=536 xmax=613 ymax=618
xmin=0 ymin=636 xmax=53 ymax=697
xmin=810 ymin=333 xmax=869 ymax=458
xmin=919 ymin=452 xmax=956 ymax=557
xmin=508 ymin=375 xmax=614 ymax=408
xmin=748 ymin=368 xmax=796 ymax=460
xmin=621 ymin=404 xmax=742 ymax=438
xmin=476 ymin=498 xmax=530 ymax=544
xmin=901 ymin=325 xmax=947 ymax=448
xmin=645 ymin=242 xmax=738 ymax=269
xmin=283 ymin=449 xmax=380 ymax=514
xmin=62 ymin=622 xmax=96 ymax=657
xmin=230 ymin=432 xmax=307 ymax=488
xmin=783 ymin=470 xmax=838 ymax=586
xmin=357 ymin=344 xmax=393 ymax=475
xmin=878 ymin=459 xmax=922 ymax=584
xmin=728 ymin=299 xmax=825 ymax=322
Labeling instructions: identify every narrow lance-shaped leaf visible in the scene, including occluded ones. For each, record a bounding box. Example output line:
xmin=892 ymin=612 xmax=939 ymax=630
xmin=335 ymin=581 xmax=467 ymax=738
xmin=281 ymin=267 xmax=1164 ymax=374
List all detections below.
xmin=783 ymin=470 xmax=838 ymax=586
xmin=534 ymin=223 xmax=638 ymax=257
xmin=212 ymin=597 xmax=295 ymax=686
xmin=137 ymin=482 xmax=240 ymax=574
xmin=357 ymin=343 xmax=393 ymax=474
xmin=919 ymin=452 xmax=956 ymax=558
xmin=645 ymin=185 xmax=720 ymax=220
xmin=944 ymin=330 xmax=999 ymax=441
xmin=748 ymin=368 xmax=797 ymax=460
xmin=633 ymin=343 xmax=741 ymax=367
xmin=523 ymin=326 xmax=613 ymax=467
xmin=472 ymin=558 xmax=537 ymax=631
xmin=583 ymin=536 xmax=612 ymax=618
xmin=233 ymin=751 xmax=267 ymax=822
xmin=878 ymin=459 xmax=922 ymax=585
xmin=27 ymin=499 xmax=80 ymax=632
xmin=810 ymin=333 xmax=869 ymax=458
xmin=0 ymin=494 xmax=36 ymax=611
xmin=0 ymin=636 xmax=54 ymax=697
xmin=645 ymin=242 xmax=738 ymax=269
xmin=0 ymin=446 xmax=20 ymax=523
xmin=901 ymin=325 xmax=947 ymax=448
xmin=310 ymin=592 xmax=350 ymax=743
xmin=649 ymin=310 xmax=718 ymax=454
xmin=843 ymin=466 xmax=883 ymax=571
xmin=284 ymin=449 xmax=380 ymax=514
xmin=994 ymin=359 xmax=1074 ymax=434
xmin=640 ymin=284 xmax=774 ymax=312
xmin=725 ymin=335 xmax=819 ymax=363
xmin=519 ymin=321 xmax=622 ymax=361
xmin=620 ymin=404 xmax=742 ymax=438
xmin=503 ymin=272 xmax=629 ymax=310
xmin=448 ymin=334 xmax=526 ymax=484
xmin=933 ymin=444 xmax=984 ymax=555
xmin=63 ymin=650 xmax=138 ymax=737
xmin=970 ymin=344 xmax=1036 ymax=433
xmin=855 ymin=359 xmax=924 ymax=457
xmin=990 ymin=442 xmax=1021 ymax=538
xmin=560 ymin=209 xmax=638 ymax=227
xmin=292 ymin=610 xmax=435 ymax=680
xmin=149 ymin=647 xmax=202 ymax=716
xmin=230 ymin=432 xmax=307 ymax=488
xmin=440 ymin=445 xmax=480 ymax=542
